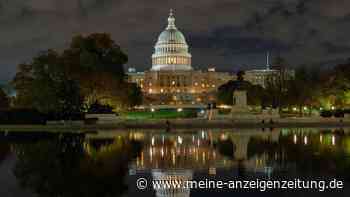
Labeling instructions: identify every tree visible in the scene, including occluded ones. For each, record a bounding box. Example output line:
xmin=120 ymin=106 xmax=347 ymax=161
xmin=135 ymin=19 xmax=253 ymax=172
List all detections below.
xmin=12 ymin=50 xmax=84 ymax=119
xmin=237 ymin=70 xmax=245 ymax=81
xmin=12 ymin=33 xmax=142 ymax=114
xmin=0 ymin=88 xmax=9 ymax=110
xmin=63 ymin=33 xmax=128 ymax=82
xmin=54 ymin=79 xmax=85 ymax=119
xmin=123 ymin=83 xmax=143 ymax=108
xmin=247 ymin=85 xmax=266 ymax=107
xmin=62 ymin=33 xmax=140 ymax=110
xmin=264 ymin=77 xmax=281 ymax=108
xmin=11 ymin=63 xmax=34 ymax=108
xmin=322 ymin=63 xmax=350 ymax=109
xmin=284 ymin=67 xmax=314 ymax=115
xmin=217 ymin=79 xmax=265 ymax=107
xmin=267 ymin=56 xmax=291 ymax=111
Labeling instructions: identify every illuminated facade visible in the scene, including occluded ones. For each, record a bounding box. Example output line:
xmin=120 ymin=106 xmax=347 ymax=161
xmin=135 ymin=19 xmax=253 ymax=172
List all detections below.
xmin=151 ymin=9 xmax=192 ymax=71
xmin=245 ymin=53 xmax=295 ymax=88
xmin=128 ymin=10 xmax=233 ymax=105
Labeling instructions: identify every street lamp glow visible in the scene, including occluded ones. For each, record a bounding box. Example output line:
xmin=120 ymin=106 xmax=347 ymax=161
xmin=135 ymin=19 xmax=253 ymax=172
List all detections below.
xmin=303 ymin=106 xmax=308 ymax=111
xmin=151 ymin=108 xmax=155 ymax=112
xmin=177 ymin=108 xmax=183 ymax=112
xmin=304 ymin=136 xmax=308 ymax=145
xmin=332 ymin=135 xmax=336 ymax=146
xmin=293 ymin=107 xmax=297 ymax=111
xmin=331 ymin=106 xmax=336 ymax=110
xmin=177 ymin=136 xmax=183 ymax=145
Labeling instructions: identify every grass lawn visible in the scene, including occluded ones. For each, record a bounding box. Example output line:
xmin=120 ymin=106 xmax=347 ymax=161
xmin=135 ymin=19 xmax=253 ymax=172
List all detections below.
xmin=122 ymin=109 xmax=197 ymax=120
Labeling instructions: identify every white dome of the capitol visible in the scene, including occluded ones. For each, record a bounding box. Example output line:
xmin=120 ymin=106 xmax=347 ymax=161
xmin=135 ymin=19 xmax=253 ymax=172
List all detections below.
xmin=151 ymin=9 xmax=192 ymax=71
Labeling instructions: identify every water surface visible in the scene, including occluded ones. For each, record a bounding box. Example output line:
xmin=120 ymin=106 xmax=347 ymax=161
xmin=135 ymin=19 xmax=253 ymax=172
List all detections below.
xmin=0 ymin=128 xmax=350 ymax=197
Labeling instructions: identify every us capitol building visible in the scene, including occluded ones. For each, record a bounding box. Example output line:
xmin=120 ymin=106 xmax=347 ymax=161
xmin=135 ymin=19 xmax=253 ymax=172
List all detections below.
xmin=127 ymin=10 xmax=291 ymax=105
xmin=128 ymin=10 xmax=233 ymax=105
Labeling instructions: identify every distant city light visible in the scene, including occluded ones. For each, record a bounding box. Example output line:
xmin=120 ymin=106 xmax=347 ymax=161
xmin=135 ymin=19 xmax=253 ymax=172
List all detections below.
xmin=293 ymin=107 xmax=297 ymax=111
xmin=331 ymin=106 xmax=336 ymax=110
xmin=332 ymin=135 xmax=336 ymax=146
xmin=161 ymin=148 xmax=164 ymax=157
xmin=177 ymin=108 xmax=183 ymax=112
xmin=220 ymin=133 xmax=228 ymax=141
xmin=304 ymin=136 xmax=308 ymax=145
xmin=208 ymin=67 xmax=216 ymax=72
xmin=151 ymin=108 xmax=155 ymax=112
xmin=177 ymin=136 xmax=183 ymax=145
xmin=151 ymin=137 xmax=155 ymax=146
xmin=218 ymin=105 xmax=231 ymax=109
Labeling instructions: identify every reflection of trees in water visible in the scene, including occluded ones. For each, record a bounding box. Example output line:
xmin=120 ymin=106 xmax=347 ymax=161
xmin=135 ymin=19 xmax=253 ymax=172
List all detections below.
xmin=247 ymin=137 xmax=280 ymax=160
xmin=0 ymin=143 xmax=11 ymax=165
xmin=247 ymin=133 xmax=350 ymax=179
xmin=13 ymin=134 xmax=142 ymax=197
xmin=215 ymin=139 xmax=235 ymax=160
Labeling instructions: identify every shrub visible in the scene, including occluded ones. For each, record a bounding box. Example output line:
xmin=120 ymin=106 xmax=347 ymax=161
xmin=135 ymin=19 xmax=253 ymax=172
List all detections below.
xmin=45 ymin=111 xmax=85 ymax=121
xmin=84 ymin=118 xmax=98 ymax=125
xmin=0 ymin=109 xmax=46 ymax=125
xmin=88 ymin=102 xmax=114 ymax=114
xmin=320 ymin=110 xmax=333 ymax=118
xmin=334 ymin=110 xmax=344 ymax=118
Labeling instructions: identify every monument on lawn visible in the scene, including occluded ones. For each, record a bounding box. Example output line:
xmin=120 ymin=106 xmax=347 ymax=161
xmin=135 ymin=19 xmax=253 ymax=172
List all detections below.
xmin=231 ymin=90 xmax=250 ymax=113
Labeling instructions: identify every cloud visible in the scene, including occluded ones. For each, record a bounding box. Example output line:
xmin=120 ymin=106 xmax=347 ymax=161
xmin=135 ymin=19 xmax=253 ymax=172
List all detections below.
xmin=0 ymin=0 xmax=350 ymax=81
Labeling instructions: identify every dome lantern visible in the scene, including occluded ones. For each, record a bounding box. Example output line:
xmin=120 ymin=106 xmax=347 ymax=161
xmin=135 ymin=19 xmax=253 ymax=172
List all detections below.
xmin=167 ymin=9 xmax=177 ymax=30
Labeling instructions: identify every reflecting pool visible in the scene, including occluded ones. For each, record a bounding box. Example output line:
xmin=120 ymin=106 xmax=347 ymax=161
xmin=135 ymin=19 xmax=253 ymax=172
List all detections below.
xmin=1 ymin=128 xmax=350 ymax=196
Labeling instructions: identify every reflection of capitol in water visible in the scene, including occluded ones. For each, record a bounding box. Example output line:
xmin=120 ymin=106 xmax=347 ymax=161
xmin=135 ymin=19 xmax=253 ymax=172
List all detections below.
xmin=133 ymin=132 xmax=233 ymax=171
xmin=127 ymin=130 xmax=281 ymax=197
xmin=152 ymin=169 xmax=193 ymax=197
xmin=82 ymin=128 xmax=346 ymax=197
xmin=131 ymin=132 xmax=231 ymax=197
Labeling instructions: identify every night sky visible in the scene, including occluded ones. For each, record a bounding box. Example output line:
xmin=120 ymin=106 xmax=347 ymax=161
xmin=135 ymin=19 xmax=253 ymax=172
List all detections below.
xmin=1 ymin=0 xmax=350 ymax=81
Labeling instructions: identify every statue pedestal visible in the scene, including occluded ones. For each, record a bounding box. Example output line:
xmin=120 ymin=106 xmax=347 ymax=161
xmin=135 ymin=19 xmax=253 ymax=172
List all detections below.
xmin=231 ymin=90 xmax=251 ymax=118
xmin=206 ymin=109 xmax=219 ymax=120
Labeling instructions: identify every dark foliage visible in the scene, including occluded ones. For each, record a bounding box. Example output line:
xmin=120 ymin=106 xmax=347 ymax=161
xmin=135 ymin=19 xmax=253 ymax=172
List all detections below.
xmin=0 ymin=109 xmax=46 ymax=125
xmin=320 ymin=110 xmax=333 ymax=118
xmin=88 ymin=101 xmax=114 ymax=114
xmin=0 ymin=88 xmax=9 ymax=110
